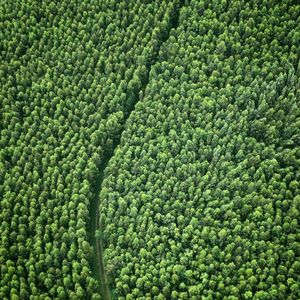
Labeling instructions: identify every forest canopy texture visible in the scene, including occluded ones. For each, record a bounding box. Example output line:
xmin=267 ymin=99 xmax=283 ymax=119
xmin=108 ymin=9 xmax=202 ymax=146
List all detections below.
xmin=1 ymin=0 xmax=300 ymax=299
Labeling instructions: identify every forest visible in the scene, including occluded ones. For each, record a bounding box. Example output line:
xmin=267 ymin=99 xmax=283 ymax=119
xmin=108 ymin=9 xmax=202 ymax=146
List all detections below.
xmin=1 ymin=0 xmax=299 ymax=299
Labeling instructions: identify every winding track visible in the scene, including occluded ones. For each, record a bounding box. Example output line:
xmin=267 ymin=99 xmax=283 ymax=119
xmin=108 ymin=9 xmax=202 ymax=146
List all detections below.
xmin=96 ymin=201 xmax=110 ymax=299
xmin=88 ymin=155 xmax=112 ymax=299
xmin=89 ymin=2 xmax=184 ymax=298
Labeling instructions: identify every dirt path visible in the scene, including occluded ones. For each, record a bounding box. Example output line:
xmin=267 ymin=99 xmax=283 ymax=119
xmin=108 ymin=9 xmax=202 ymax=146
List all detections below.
xmin=88 ymin=2 xmax=184 ymax=298
xmin=88 ymin=155 xmax=112 ymax=300
xmin=95 ymin=203 xmax=111 ymax=300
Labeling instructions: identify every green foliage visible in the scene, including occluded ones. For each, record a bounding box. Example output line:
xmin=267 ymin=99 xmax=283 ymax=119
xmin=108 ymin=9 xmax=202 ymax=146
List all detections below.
xmin=1 ymin=0 xmax=300 ymax=299
xmin=0 ymin=0 xmax=181 ymax=298
xmin=98 ymin=0 xmax=300 ymax=298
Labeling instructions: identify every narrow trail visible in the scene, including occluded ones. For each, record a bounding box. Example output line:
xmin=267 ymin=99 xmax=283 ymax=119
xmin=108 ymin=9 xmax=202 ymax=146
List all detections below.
xmin=88 ymin=2 xmax=184 ymax=299
xmin=94 ymin=158 xmax=111 ymax=300
xmin=88 ymin=152 xmax=113 ymax=299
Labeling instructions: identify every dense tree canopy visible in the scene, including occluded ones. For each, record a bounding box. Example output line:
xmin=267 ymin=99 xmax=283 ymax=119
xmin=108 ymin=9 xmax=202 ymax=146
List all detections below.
xmin=99 ymin=0 xmax=300 ymax=298
xmin=0 ymin=0 xmax=181 ymax=298
xmin=1 ymin=0 xmax=299 ymax=299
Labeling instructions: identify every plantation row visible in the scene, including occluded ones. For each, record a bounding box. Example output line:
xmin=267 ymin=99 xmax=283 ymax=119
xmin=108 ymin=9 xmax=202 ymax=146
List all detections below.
xmin=0 ymin=0 xmax=182 ymax=298
xmin=98 ymin=0 xmax=300 ymax=299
